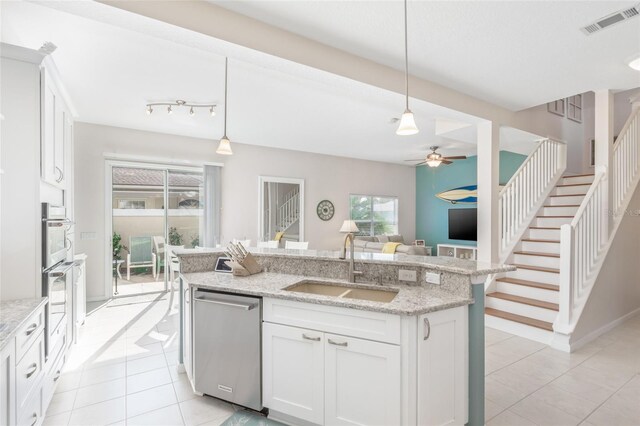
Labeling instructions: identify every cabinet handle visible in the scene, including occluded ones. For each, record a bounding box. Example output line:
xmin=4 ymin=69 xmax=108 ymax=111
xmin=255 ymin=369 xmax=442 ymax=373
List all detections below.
xmin=55 ymin=166 xmax=64 ymax=183
xmin=65 ymin=237 xmax=73 ymax=252
xmin=423 ymin=318 xmax=431 ymax=341
xmin=30 ymin=413 xmax=38 ymax=426
xmin=25 ymin=362 xmax=38 ymax=379
xmin=53 ymin=370 xmax=62 ymax=382
xmin=302 ymin=334 xmax=320 ymax=342
xmin=25 ymin=323 xmax=38 ymax=336
xmin=328 ymin=339 xmax=348 ymax=347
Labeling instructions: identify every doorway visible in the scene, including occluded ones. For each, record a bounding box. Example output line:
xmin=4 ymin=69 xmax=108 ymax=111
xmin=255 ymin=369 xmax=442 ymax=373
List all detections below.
xmin=107 ymin=161 xmax=204 ymax=298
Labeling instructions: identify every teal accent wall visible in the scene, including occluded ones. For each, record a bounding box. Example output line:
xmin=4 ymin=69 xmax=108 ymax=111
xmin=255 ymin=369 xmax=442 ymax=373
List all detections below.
xmin=415 ymin=151 xmax=527 ymax=248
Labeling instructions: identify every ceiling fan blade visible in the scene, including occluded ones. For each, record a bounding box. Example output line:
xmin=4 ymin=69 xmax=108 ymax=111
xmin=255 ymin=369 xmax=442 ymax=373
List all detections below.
xmin=443 ymin=156 xmax=467 ymax=160
xmin=441 ymin=160 xmax=453 ymax=165
xmin=415 ymin=161 xmax=427 ymax=166
xmin=404 ymin=159 xmax=426 ymax=162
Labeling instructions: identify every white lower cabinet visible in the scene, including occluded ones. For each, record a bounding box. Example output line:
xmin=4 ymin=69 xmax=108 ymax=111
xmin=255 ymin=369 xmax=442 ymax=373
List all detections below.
xmin=183 ymin=285 xmax=193 ymax=382
xmin=324 ymin=333 xmax=400 ymax=426
xmin=263 ymin=322 xmax=324 ymax=425
xmin=262 ymin=298 xmax=467 ymax=426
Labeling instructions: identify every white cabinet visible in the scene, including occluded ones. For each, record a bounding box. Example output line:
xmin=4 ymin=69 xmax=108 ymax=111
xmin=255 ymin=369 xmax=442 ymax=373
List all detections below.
xmin=183 ymin=285 xmax=193 ymax=382
xmin=0 ymin=340 xmax=16 ymax=426
xmin=324 ymin=333 xmax=401 ymax=426
xmin=417 ymin=307 xmax=468 ymax=426
xmin=40 ymin=67 xmax=71 ymax=188
xmin=263 ymin=322 xmax=324 ymax=425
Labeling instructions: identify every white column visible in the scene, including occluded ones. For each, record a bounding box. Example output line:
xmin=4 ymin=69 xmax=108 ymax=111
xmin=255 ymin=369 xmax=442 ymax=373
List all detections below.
xmin=477 ymin=121 xmax=500 ymax=264
xmin=594 ymin=90 xmax=614 ymax=234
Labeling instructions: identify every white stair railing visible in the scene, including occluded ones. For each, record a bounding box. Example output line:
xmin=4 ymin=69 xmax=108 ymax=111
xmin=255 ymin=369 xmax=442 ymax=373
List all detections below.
xmin=499 ymin=138 xmax=566 ymax=260
xmin=277 ymin=187 xmax=300 ymax=231
xmin=613 ymin=108 xmax=640 ymax=213
xmin=557 ymin=173 xmax=607 ymax=330
xmin=556 ymin=107 xmax=640 ymax=333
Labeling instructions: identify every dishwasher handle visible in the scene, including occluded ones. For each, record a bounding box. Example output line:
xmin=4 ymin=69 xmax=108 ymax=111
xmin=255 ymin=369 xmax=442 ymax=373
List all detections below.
xmin=194 ymin=294 xmax=258 ymax=310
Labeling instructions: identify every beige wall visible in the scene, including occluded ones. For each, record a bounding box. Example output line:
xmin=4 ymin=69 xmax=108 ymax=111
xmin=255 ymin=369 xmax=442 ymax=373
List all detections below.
xmin=75 ymin=122 xmax=415 ymax=300
xmin=571 ymin=183 xmax=640 ymax=347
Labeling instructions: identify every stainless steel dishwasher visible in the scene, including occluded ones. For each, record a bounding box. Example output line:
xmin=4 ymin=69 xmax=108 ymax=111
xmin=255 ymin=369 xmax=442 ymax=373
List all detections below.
xmin=193 ymin=288 xmax=262 ymax=411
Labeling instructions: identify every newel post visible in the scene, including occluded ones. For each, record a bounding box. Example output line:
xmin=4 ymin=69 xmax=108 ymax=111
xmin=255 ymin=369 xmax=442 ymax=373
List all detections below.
xmin=594 ymin=90 xmax=614 ymax=236
xmin=557 ymin=224 xmax=573 ymax=331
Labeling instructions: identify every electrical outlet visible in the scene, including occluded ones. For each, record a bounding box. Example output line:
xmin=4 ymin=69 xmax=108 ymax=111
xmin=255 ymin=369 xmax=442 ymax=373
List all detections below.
xmin=425 ymin=272 xmax=441 ymax=285
xmin=398 ymin=269 xmax=417 ymax=282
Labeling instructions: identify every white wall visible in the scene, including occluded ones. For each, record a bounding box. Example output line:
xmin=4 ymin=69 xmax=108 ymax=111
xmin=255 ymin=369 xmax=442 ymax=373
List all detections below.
xmin=74 ymin=122 xmax=415 ymax=300
xmin=571 ymin=183 xmax=640 ymax=346
xmin=613 ymin=88 xmax=640 ymax=137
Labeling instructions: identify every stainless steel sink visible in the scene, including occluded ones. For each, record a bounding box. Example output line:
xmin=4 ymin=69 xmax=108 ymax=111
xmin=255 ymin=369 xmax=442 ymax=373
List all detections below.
xmin=285 ymin=280 xmax=398 ymax=303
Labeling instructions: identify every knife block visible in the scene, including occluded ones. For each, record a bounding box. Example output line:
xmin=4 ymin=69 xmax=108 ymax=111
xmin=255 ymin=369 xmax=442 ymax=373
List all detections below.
xmin=230 ymin=252 xmax=263 ymax=277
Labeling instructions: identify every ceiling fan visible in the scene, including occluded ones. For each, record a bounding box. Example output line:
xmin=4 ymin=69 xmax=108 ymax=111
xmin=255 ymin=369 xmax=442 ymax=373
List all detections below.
xmin=405 ymin=146 xmax=467 ymax=168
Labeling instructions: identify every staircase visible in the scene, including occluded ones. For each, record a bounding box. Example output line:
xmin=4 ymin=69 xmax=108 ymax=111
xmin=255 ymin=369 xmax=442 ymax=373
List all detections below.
xmin=276 ymin=187 xmax=300 ymax=233
xmin=486 ymin=173 xmax=594 ymax=342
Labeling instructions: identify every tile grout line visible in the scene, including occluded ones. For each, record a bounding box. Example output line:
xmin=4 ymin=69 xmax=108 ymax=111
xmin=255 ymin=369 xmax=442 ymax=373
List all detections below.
xmin=571 ymin=373 xmax=640 ymax=424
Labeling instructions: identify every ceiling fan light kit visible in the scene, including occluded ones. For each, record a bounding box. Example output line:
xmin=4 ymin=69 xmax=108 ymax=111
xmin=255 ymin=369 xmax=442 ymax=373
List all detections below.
xmin=396 ymin=0 xmax=419 ymax=136
xmin=216 ymin=57 xmax=234 ymax=156
xmin=405 ymin=146 xmax=467 ymax=168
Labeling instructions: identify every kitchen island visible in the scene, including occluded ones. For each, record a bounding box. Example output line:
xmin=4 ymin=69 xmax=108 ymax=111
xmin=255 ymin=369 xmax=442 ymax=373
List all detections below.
xmin=175 ymin=248 xmax=515 ymax=426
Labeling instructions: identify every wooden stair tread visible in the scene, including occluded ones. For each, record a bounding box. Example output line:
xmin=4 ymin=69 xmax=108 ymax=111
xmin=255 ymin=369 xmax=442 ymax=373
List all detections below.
xmin=563 ymin=173 xmax=595 ymax=178
xmin=556 ymin=182 xmax=591 ymax=187
xmin=485 ymin=307 xmax=554 ymax=331
xmin=514 ymin=250 xmax=560 ymax=258
xmin=513 ymin=263 xmax=560 ymax=273
xmin=487 ymin=292 xmax=559 ymax=311
xmin=522 ymin=238 xmax=560 ymax=243
xmin=496 ymin=277 xmax=559 ymax=291
xmin=536 ymin=215 xmax=573 ymax=218
xmin=544 ymin=205 xmax=580 ymax=208
xmin=550 ymin=194 xmax=586 ymax=197
xmin=529 ymin=226 xmax=560 ymax=230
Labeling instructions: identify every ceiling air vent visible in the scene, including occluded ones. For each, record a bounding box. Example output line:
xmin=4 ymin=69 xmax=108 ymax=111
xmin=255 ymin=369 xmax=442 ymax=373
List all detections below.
xmin=580 ymin=3 xmax=640 ymax=35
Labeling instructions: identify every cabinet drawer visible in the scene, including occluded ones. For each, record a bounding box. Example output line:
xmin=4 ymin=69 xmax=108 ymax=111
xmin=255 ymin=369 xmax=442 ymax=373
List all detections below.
xmin=17 ymin=383 xmax=42 ymax=426
xmin=15 ymin=307 xmax=44 ymax=362
xmin=43 ymin=340 xmax=66 ymax=410
xmin=16 ymin=332 xmax=45 ymax=413
xmin=264 ymin=298 xmax=401 ymax=344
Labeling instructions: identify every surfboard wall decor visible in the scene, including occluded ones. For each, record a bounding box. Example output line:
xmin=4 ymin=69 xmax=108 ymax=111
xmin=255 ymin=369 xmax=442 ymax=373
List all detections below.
xmin=436 ymin=185 xmax=478 ymax=204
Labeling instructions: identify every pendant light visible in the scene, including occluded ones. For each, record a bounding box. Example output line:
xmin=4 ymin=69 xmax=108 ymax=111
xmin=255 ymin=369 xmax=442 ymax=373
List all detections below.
xmin=396 ymin=0 xmax=419 ymax=136
xmin=216 ymin=57 xmax=233 ymax=155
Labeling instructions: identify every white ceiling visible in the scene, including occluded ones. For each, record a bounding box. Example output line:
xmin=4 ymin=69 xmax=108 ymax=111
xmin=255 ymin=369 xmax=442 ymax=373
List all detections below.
xmin=211 ymin=0 xmax=640 ymax=111
xmin=1 ymin=1 xmax=540 ymax=164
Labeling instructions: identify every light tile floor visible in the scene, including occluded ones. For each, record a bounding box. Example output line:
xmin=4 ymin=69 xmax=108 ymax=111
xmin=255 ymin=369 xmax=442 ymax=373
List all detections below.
xmin=485 ymin=316 xmax=640 ymax=425
xmin=46 ymin=293 xmax=640 ymax=426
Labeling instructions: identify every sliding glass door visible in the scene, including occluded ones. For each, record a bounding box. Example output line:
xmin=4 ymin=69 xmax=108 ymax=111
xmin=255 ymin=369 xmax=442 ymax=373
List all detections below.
xmin=109 ymin=164 xmax=204 ymax=298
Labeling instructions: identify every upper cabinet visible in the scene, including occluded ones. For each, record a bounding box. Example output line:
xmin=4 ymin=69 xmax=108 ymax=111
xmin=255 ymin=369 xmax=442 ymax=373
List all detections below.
xmin=41 ymin=67 xmax=71 ymax=189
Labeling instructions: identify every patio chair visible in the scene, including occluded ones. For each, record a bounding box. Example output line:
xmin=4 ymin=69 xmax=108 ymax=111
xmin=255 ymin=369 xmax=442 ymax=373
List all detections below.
xmin=232 ymin=239 xmax=251 ymax=248
xmin=257 ymin=241 xmax=279 ymax=248
xmin=285 ymin=241 xmax=309 ymax=250
xmin=153 ymin=236 xmax=165 ymax=279
xmin=127 ymin=236 xmax=156 ymax=281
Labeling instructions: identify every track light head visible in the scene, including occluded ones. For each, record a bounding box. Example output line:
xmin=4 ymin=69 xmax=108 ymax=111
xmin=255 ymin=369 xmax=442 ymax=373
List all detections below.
xmin=210 ymin=106 xmax=216 ymax=117
xmin=189 ymin=107 xmax=195 ymax=116
xmin=146 ymin=105 xmax=153 ymax=115
xmin=167 ymin=105 xmax=173 ymax=115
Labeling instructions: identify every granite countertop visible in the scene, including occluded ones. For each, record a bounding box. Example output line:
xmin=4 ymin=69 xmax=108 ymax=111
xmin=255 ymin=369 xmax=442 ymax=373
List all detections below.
xmin=174 ymin=247 xmax=515 ymax=276
xmin=0 ymin=297 xmax=48 ymax=352
xmin=182 ymin=271 xmax=472 ymax=316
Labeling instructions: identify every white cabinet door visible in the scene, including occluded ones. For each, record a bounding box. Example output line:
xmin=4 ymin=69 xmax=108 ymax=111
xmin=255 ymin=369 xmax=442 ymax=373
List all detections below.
xmin=183 ymin=285 xmax=193 ymax=382
xmin=417 ymin=307 xmax=468 ymax=426
xmin=53 ymin=101 xmax=65 ymax=186
xmin=263 ymin=322 xmax=324 ymax=425
xmin=324 ymin=334 xmax=401 ymax=426
xmin=0 ymin=339 xmax=16 ymax=426
xmin=41 ymin=75 xmax=57 ymax=185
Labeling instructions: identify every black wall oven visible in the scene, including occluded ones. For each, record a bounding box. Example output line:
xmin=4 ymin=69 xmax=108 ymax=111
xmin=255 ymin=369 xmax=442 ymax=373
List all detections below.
xmin=42 ymin=203 xmax=73 ymax=358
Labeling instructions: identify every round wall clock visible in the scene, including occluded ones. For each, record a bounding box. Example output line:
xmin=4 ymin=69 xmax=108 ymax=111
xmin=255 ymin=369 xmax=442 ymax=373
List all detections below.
xmin=316 ymin=200 xmax=335 ymax=221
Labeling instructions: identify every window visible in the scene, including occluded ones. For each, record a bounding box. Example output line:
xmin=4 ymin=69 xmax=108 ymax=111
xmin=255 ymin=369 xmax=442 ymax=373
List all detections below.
xmin=349 ymin=195 xmax=398 ymax=236
xmin=567 ymin=95 xmax=582 ymax=123
xmin=117 ymin=199 xmax=146 ymax=209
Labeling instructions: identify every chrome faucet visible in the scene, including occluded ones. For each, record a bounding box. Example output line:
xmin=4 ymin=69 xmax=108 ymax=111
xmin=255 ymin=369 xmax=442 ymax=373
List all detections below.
xmin=340 ymin=233 xmax=363 ymax=283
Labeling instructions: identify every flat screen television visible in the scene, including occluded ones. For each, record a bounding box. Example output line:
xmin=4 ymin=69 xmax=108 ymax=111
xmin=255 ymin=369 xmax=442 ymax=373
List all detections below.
xmin=448 ymin=208 xmax=477 ymax=241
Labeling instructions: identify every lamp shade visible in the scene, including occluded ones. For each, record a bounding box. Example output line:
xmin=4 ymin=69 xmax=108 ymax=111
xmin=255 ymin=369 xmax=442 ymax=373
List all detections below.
xmin=216 ymin=136 xmax=233 ymax=155
xmin=426 ymin=159 xmax=442 ymax=168
xmin=340 ymin=220 xmax=360 ymax=233
xmin=396 ymin=109 xmax=419 ymax=136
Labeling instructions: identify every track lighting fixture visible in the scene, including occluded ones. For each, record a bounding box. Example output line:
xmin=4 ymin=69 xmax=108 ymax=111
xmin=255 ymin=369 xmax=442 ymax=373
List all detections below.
xmin=145 ymin=99 xmax=217 ymax=117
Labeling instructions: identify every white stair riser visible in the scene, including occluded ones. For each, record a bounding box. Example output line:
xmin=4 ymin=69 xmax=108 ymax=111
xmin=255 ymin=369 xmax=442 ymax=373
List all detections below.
xmin=548 ymin=195 xmax=585 ymax=206
xmin=513 ymin=253 xmax=560 ymax=269
xmin=521 ymin=241 xmax=560 ymax=254
xmin=561 ymin=175 xmax=594 ymax=185
xmin=485 ymin=317 xmax=554 ymax=345
xmin=542 ymin=205 xmax=579 ymax=216
xmin=509 ymin=268 xmax=559 ymax=285
xmin=535 ymin=216 xmax=573 ymax=227
xmin=496 ymin=281 xmax=559 ymax=304
xmin=528 ymin=228 xmax=560 ymax=240
xmin=486 ymin=297 xmax=558 ymax=323
xmin=554 ymin=185 xmax=589 ymax=196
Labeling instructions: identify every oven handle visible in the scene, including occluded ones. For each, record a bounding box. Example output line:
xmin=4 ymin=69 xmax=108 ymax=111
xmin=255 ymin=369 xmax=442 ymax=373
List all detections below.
xmin=47 ymin=263 xmax=74 ymax=278
xmin=65 ymin=238 xmax=73 ymax=252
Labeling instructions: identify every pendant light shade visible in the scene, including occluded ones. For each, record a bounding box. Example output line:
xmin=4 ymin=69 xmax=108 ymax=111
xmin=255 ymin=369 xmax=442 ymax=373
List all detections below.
xmin=216 ymin=136 xmax=233 ymax=155
xmin=396 ymin=0 xmax=419 ymax=136
xmin=397 ymin=109 xmax=419 ymax=136
xmin=216 ymin=57 xmax=233 ymax=155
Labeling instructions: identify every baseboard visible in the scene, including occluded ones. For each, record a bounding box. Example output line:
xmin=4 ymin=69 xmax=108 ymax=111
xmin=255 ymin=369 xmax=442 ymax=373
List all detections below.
xmin=567 ymin=306 xmax=640 ymax=352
